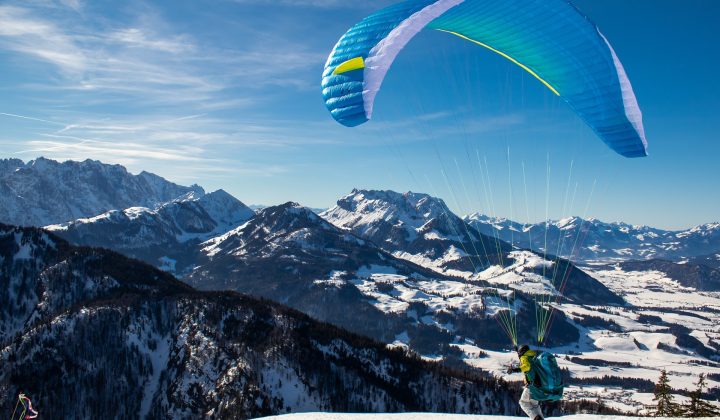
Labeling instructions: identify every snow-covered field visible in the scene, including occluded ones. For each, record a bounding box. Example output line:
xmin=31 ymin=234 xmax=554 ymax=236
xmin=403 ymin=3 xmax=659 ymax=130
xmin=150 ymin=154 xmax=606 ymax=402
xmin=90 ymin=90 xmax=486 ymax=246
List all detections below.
xmin=256 ymin=414 xmax=690 ymax=420
xmin=340 ymin=256 xmax=720 ymax=414
xmin=459 ymin=264 xmax=720 ymax=414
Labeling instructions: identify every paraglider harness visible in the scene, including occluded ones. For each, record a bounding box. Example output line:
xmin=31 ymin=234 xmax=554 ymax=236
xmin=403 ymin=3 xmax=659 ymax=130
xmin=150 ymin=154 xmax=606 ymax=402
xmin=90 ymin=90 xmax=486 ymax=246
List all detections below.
xmin=510 ymin=346 xmax=564 ymax=402
xmin=10 ymin=393 xmax=38 ymax=420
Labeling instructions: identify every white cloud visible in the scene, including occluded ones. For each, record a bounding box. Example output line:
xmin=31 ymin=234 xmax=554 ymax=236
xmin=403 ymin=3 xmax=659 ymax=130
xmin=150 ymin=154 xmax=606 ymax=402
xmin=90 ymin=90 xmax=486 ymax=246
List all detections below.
xmin=0 ymin=2 xmax=321 ymax=109
xmin=106 ymin=28 xmax=195 ymax=54
xmin=0 ymin=1 xmax=343 ymax=182
xmin=0 ymin=6 xmax=87 ymax=74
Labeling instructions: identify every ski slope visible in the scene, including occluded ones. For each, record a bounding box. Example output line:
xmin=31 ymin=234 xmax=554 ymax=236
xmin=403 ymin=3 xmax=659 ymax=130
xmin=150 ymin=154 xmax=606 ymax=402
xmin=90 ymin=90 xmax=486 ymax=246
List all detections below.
xmin=257 ymin=414 xmax=690 ymax=420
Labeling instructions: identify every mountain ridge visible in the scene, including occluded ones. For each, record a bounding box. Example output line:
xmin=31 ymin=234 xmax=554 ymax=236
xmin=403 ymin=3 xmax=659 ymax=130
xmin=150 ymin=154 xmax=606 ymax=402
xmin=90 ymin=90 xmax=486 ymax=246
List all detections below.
xmin=0 ymin=224 xmax=521 ymax=419
xmin=465 ymin=213 xmax=720 ymax=263
xmin=2 ymin=159 xmax=719 ymax=414
xmin=0 ymin=157 xmax=204 ymax=227
xmin=45 ymin=189 xmax=254 ymax=275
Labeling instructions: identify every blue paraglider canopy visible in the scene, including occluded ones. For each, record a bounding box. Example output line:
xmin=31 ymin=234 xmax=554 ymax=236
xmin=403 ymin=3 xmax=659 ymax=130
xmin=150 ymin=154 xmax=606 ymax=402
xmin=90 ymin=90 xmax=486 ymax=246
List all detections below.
xmin=322 ymin=0 xmax=648 ymax=158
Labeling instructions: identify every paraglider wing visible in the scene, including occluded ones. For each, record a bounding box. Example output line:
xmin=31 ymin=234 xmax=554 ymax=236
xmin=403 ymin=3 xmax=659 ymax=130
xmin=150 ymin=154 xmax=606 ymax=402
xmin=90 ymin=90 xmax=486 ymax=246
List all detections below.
xmin=321 ymin=0 xmax=648 ymax=158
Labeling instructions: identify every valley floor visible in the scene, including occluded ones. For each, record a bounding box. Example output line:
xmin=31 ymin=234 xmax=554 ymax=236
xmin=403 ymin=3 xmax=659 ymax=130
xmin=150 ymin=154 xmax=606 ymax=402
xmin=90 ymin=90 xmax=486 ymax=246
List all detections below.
xmin=256 ymin=414 xmax=691 ymax=420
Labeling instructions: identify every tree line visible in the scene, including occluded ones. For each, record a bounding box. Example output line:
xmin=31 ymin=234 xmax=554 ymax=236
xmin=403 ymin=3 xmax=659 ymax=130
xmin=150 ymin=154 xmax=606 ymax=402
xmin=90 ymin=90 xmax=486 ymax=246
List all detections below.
xmin=652 ymin=370 xmax=719 ymax=417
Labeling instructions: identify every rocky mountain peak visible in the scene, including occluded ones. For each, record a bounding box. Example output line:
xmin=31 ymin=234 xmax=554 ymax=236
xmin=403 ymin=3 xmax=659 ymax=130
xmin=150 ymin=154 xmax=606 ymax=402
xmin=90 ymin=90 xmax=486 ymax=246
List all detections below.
xmin=0 ymin=157 xmax=204 ymax=227
xmin=325 ymin=189 xmax=461 ymax=242
xmin=336 ymin=189 xmax=449 ymax=217
xmin=256 ymin=201 xmax=327 ymax=229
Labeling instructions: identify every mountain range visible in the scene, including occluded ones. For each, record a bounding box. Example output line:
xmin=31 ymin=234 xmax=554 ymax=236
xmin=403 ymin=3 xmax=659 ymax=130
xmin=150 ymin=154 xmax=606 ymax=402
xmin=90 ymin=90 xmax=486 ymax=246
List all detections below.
xmin=45 ymin=186 xmax=620 ymax=352
xmin=465 ymin=214 xmax=720 ymax=263
xmin=0 ymin=224 xmax=520 ymax=419
xmin=46 ymin=189 xmax=254 ymax=275
xmin=1 ymin=158 xmax=719 ymax=415
xmin=0 ymin=157 xmax=204 ymax=227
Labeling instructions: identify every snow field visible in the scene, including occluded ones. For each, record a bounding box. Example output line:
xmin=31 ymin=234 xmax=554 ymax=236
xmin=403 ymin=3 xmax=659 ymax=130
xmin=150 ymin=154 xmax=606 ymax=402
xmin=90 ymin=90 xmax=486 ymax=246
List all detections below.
xmin=256 ymin=413 xmax=693 ymax=420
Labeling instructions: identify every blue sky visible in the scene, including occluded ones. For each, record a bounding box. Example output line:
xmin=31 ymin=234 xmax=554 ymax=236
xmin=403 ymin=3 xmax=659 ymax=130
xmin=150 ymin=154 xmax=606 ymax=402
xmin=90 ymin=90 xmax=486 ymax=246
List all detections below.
xmin=0 ymin=0 xmax=718 ymax=229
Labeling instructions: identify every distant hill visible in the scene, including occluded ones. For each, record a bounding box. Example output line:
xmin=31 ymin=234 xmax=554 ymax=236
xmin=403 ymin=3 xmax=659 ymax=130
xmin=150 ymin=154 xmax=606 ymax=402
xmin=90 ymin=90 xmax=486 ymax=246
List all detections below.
xmin=46 ymin=189 xmax=254 ymax=275
xmin=465 ymin=213 xmax=720 ymax=263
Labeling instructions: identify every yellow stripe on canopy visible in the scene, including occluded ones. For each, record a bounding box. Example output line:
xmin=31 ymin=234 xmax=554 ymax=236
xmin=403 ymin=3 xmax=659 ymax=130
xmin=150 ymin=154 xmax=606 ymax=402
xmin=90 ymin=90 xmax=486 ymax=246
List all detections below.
xmin=436 ymin=29 xmax=560 ymax=96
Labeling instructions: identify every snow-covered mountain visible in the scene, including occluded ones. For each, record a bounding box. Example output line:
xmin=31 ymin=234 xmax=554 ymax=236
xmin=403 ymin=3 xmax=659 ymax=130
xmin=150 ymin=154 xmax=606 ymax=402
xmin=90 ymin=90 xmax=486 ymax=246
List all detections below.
xmin=189 ymin=201 xmax=629 ymax=352
xmin=192 ymin=202 xmax=511 ymax=347
xmin=316 ymin=190 xmax=720 ymax=413
xmin=0 ymin=157 xmax=204 ymax=227
xmin=3 ymin=221 xmax=719 ymax=417
xmin=320 ymin=190 xmax=618 ymax=304
xmin=3 ymin=155 xmax=718 ymax=416
xmin=0 ymin=223 xmax=193 ymax=343
xmin=1 ymin=225 xmax=521 ymax=419
xmin=40 ymin=192 xmax=601 ymax=355
xmin=45 ymin=189 xmax=254 ymax=274
xmin=322 ymin=190 xmax=507 ymax=277
xmin=465 ymin=214 xmax=720 ymax=263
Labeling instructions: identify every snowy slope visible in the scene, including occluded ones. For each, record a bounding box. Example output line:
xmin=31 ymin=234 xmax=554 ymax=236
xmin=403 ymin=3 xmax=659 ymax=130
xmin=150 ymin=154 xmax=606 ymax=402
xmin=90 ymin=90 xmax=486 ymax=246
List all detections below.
xmin=461 ymin=262 xmax=720 ymax=414
xmin=45 ymin=189 xmax=253 ymax=274
xmin=318 ymin=192 xmax=720 ymax=413
xmin=0 ymin=157 xmax=203 ymax=227
xmin=47 ymin=189 xmax=253 ymax=244
xmin=191 ymin=201 xmax=630 ymax=352
xmin=1 ymin=227 xmax=519 ymax=419
xmin=7 ymin=175 xmax=715 ymax=414
xmin=190 ymin=202 xmax=528 ymax=346
xmin=614 ymin=259 xmax=720 ymax=291
xmin=319 ymin=189 xmax=620 ymax=305
xmin=258 ymin=415 xmax=688 ymax=420
xmin=320 ymin=190 xmax=614 ymax=307
xmin=0 ymin=223 xmax=192 ymax=344
xmin=465 ymin=214 xmax=720 ymax=263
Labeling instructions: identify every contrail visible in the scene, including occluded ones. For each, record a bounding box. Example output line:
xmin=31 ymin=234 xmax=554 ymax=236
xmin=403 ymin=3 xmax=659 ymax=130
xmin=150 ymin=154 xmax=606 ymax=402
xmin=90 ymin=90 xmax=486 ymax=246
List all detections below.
xmin=0 ymin=112 xmax=66 ymax=126
xmin=169 ymin=113 xmax=207 ymax=122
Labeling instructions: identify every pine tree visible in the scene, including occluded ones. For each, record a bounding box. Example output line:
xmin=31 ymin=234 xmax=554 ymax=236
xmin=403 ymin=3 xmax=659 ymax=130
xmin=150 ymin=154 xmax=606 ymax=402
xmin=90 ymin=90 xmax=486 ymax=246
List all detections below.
xmin=685 ymin=374 xmax=720 ymax=417
xmin=652 ymin=369 xmax=679 ymax=417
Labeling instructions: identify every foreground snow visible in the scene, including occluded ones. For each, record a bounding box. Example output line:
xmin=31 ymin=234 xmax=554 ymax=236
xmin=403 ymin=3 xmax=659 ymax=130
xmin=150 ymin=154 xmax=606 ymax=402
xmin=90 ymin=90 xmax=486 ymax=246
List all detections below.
xmin=257 ymin=414 xmax=687 ymax=420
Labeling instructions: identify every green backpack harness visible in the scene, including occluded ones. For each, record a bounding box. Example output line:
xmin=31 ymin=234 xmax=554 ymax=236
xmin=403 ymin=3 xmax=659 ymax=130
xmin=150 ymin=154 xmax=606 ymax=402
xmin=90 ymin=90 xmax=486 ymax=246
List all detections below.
xmin=527 ymin=351 xmax=564 ymax=401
